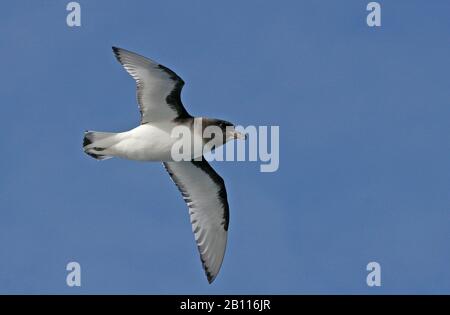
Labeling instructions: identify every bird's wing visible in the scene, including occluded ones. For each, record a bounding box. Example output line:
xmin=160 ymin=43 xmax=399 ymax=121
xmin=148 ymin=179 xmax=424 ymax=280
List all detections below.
xmin=163 ymin=159 xmax=229 ymax=283
xmin=112 ymin=47 xmax=191 ymax=123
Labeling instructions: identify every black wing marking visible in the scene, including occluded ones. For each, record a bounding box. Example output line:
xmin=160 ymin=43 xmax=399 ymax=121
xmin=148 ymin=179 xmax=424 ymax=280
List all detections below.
xmin=112 ymin=47 xmax=191 ymax=123
xmin=163 ymin=159 xmax=229 ymax=283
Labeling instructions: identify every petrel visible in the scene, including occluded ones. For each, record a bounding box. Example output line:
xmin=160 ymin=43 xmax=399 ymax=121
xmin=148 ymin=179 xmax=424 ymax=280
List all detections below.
xmin=83 ymin=47 xmax=245 ymax=283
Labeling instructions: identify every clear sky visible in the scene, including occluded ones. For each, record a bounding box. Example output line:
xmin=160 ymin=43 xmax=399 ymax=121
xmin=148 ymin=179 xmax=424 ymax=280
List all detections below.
xmin=0 ymin=0 xmax=449 ymax=294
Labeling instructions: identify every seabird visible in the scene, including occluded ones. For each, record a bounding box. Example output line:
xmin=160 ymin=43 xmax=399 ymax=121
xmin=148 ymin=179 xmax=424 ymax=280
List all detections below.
xmin=83 ymin=47 xmax=245 ymax=283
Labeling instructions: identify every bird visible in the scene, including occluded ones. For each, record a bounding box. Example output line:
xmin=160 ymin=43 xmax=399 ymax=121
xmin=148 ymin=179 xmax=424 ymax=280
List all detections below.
xmin=82 ymin=47 xmax=245 ymax=283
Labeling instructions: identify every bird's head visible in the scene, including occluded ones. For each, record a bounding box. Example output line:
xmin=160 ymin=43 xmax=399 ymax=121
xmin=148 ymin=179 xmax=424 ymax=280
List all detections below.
xmin=201 ymin=118 xmax=246 ymax=145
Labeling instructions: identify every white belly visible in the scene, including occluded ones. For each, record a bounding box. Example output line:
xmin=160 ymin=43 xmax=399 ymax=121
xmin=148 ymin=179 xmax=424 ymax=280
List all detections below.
xmin=109 ymin=122 xmax=203 ymax=161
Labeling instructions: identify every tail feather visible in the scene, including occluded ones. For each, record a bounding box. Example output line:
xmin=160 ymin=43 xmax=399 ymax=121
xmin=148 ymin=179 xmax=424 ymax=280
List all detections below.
xmin=83 ymin=131 xmax=117 ymax=160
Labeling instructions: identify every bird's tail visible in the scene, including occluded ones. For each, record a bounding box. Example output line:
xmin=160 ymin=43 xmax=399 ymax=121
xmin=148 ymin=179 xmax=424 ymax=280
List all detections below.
xmin=83 ymin=131 xmax=118 ymax=160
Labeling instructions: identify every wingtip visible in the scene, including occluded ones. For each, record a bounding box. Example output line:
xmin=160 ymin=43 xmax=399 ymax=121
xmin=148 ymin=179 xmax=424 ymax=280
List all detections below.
xmin=111 ymin=46 xmax=123 ymax=63
xmin=206 ymin=269 xmax=217 ymax=284
xmin=112 ymin=46 xmax=120 ymax=55
xmin=207 ymin=275 xmax=215 ymax=284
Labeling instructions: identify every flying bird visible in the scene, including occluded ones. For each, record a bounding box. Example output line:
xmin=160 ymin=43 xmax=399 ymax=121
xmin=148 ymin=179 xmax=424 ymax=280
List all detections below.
xmin=83 ymin=47 xmax=245 ymax=283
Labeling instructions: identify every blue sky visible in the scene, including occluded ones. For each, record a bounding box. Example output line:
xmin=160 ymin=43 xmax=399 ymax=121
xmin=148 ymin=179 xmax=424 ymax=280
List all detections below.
xmin=0 ymin=0 xmax=449 ymax=294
